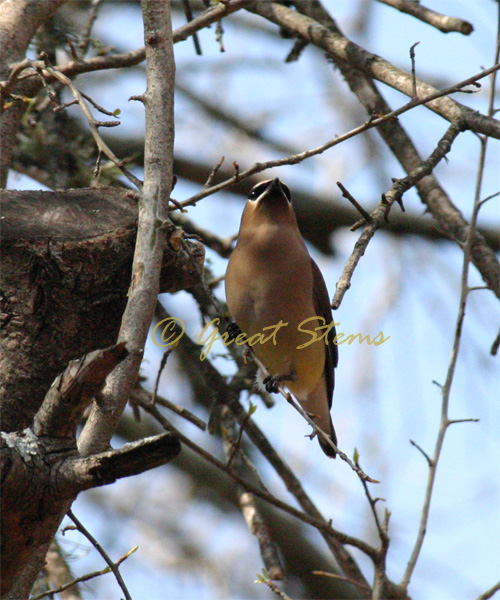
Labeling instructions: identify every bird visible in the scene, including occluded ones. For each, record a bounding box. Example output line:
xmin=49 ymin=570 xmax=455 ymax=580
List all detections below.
xmin=225 ymin=178 xmax=338 ymax=457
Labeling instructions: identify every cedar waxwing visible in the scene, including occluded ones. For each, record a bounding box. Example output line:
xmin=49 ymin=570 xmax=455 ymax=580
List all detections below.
xmin=225 ymin=178 xmax=338 ymax=457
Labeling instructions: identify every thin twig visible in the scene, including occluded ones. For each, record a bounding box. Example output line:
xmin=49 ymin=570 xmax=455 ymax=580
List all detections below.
xmin=66 ymin=511 xmax=134 ymax=600
xmin=400 ymin=23 xmax=499 ymax=587
xmin=357 ymin=458 xmax=387 ymax=541
xmin=152 ymin=348 xmax=174 ymax=404
xmin=133 ymin=387 xmax=206 ymax=431
xmin=31 ymin=547 xmax=136 ymax=600
xmin=79 ymin=90 xmax=120 ymax=117
xmin=250 ymin=3 xmax=492 ymax=135
xmin=447 ymin=418 xmax=480 ymax=425
xmin=226 ymin=404 xmax=254 ymax=468
xmin=79 ymin=0 xmax=104 ymax=55
xmin=150 ymin=310 xmax=372 ymax=589
xmin=478 ymin=190 xmax=500 ymax=208
xmin=409 ymin=42 xmax=420 ymax=100
xmin=255 ymin=572 xmax=293 ymax=600
xmin=237 ymin=345 xmax=378 ymax=481
xmin=37 ymin=63 xmax=141 ymax=189
xmin=313 ymin=570 xmax=372 ymax=592
xmin=204 ymin=155 xmax=225 ymax=188
xmin=409 ymin=439 xmax=432 ymax=467
xmin=337 ymin=181 xmax=372 ymax=224
xmin=44 ymin=538 xmax=83 ymax=600
xmin=221 ymin=406 xmax=284 ymax=580
xmin=491 ymin=328 xmax=500 ymax=356
xmin=182 ymin=0 xmax=202 ymax=55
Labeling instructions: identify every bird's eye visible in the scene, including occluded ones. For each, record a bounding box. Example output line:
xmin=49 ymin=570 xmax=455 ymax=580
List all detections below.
xmin=248 ymin=180 xmax=271 ymax=201
xmin=282 ymin=184 xmax=291 ymax=202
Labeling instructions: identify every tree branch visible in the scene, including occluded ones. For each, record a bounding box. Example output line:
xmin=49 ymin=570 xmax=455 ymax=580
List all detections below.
xmin=152 ymin=306 xmax=374 ymax=594
xmin=375 ymin=0 xmax=473 ymax=34
xmin=476 ymin=581 xmax=500 ymax=600
xmin=332 ymin=120 xmax=464 ymax=308
xmin=250 ymin=2 xmax=500 ymax=138
xmin=291 ymin=0 xmax=500 ymax=300
xmin=221 ymin=406 xmax=284 ymax=581
xmin=78 ymin=0 xmax=177 ymax=455
xmin=67 ymin=432 xmax=180 ymax=492
xmin=0 ymin=0 xmax=67 ymax=187
xmin=401 ymin=114 xmax=493 ymax=596
xmin=33 ymin=344 xmax=128 ymax=439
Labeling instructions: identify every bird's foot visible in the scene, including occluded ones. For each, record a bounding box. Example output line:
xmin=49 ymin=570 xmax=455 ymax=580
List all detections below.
xmin=226 ymin=321 xmax=242 ymax=341
xmin=263 ymin=371 xmax=297 ymax=394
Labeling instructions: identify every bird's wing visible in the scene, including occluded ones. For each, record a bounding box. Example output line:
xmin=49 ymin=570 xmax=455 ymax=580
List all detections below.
xmin=310 ymin=258 xmax=338 ymax=409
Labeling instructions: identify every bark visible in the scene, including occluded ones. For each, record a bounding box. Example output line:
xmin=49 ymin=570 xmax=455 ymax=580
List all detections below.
xmin=0 ymin=187 xmax=204 ymax=433
xmin=1 ymin=338 xmax=181 ymax=597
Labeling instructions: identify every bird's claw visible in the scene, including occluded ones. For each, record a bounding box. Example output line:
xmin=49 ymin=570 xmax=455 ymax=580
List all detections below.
xmin=263 ymin=374 xmax=280 ymax=393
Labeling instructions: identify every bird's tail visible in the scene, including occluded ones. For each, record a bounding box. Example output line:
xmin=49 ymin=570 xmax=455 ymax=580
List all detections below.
xmin=318 ymin=417 xmax=338 ymax=458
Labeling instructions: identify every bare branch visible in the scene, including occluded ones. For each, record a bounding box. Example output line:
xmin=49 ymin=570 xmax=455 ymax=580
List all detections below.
xmin=181 ymin=0 xmax=202 ymax=55
xmin=375 ymin=0 xmax=473 ymax=34
xmin=409 ymin=440 xmax=432 ymax=467
xmin=178 ymin=63 xmax=500 ymax=211
xmin=153 ymin=308 xmax=373 ymax=592
xmin=250 ymin=2 xmax=499 ymax=137
xmin=336 ymin=181 xmax=372 ymax=224
xmin=221 ymin=406 xmax=284 ymax=581
xmin=255 ymin=572 xmax=293 ymax=600
xmin=44 ymin=539 xmax=82 ymax=600
xmin=37 ymin=511 xmax=137 ymax=600
xmin=290 ymin=0 xmax=499 ymax=299
xmin=79 ymin=0 xmax=105 ymax=55
xmin=332 ymin=121 xmax=463 ymax=309
xmin=26 ymin=0 xmax=254 ymax=83
xmin=409 ymin=42 xmax=420 ymax=100
xmin=33 ymin=343 xmax=128 ymax=439
xmin=476 ymin=581 xmax=500 ymax=600
xmin=38 ymin=63 xmax=142 ymax=188
xmin=68 ymin=432 xmax=181 ymax=492
xmin=78 ymin=0 xmax=176 ymax=455
xmin=136 ymin=392 xmax=378 ymax=562
xmin=133 ymin=388 xmax=207 ymax=431
xmin=0 ymin=0 xmax=66 ymax=186
xmin=400 ymin=51 xmax=497 ymax=588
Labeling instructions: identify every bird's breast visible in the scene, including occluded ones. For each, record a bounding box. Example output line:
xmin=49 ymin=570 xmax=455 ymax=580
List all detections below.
xmin=225 ymin=228 xmax=326 ymax=395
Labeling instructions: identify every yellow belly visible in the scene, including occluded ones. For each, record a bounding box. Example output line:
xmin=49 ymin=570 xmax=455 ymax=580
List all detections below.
xmin=251 ymin=315 xmax=326 ymax=400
